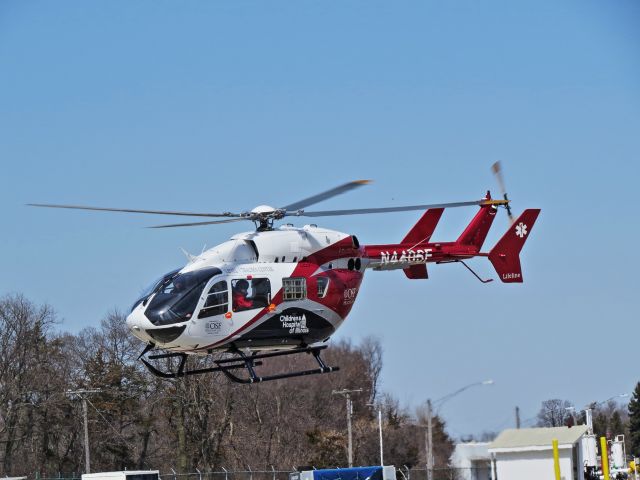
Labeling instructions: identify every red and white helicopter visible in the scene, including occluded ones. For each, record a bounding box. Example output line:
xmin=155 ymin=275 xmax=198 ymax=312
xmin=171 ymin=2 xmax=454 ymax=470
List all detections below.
xmin=30 ymin=164 xmax=540 ymax=383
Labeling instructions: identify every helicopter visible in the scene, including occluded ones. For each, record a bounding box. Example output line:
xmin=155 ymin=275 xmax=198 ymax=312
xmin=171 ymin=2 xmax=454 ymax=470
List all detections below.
xmin=29 ymin=163 xmax=540 ymax=383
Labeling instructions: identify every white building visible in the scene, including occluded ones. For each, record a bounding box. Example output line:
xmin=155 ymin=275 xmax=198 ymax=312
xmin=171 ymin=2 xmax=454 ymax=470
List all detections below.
xmin=488 ymin=425 xmax=589 ymax=480
xmin=450 ymin=442 xmax=492 ymax=480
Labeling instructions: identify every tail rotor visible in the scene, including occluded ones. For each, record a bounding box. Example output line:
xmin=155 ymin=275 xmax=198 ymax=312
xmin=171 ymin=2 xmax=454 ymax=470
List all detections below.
xmin=491 ymin=161 xmax=514 ymax=223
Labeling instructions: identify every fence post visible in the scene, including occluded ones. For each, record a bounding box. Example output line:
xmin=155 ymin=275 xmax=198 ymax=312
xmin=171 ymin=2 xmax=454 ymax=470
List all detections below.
xmin=222 ymin=466 xmax=228 ymax=480
xmin=171 ymin=468 xmax=177 ymax=480
xmin=271 ymin=465 xmax=276 ymax=480
xmin=248 ymin=466 xmax=253 ymax=480
xmin=397 ymin=467 xmax=407 ymax=480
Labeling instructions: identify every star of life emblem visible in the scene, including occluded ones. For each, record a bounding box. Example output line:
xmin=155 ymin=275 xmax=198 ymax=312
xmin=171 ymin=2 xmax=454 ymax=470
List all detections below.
xmin=515 ymin=222 xmax=528 ymax=238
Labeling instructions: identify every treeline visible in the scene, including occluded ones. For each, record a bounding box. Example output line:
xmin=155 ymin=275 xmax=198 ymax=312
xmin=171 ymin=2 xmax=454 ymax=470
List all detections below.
xmin=0 ymin=294 xmax=453 ymax=477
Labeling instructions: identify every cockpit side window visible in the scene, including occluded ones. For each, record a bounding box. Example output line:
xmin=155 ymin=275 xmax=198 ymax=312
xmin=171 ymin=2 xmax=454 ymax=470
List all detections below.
xmin=198 ymin=281 xmax=229 ymax=319
xmin=232 ymin=278 xmax=271 ymax=312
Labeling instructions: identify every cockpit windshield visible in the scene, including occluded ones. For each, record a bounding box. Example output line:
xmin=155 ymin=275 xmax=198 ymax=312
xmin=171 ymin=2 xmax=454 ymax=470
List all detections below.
xmin=144 ymin=267 xmax=221 ymax=326
xmin=130 ymin=268 xmax=181 ymax=313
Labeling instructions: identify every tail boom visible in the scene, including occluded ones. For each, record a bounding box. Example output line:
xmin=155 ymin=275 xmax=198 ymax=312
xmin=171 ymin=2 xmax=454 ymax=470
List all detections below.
xmin=362 ymin=202 xmax=540 ymax=284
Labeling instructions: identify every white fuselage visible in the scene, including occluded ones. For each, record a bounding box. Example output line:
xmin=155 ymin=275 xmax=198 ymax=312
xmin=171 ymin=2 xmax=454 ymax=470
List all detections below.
xmin=126 ymin=225 xmax=365 ymax=353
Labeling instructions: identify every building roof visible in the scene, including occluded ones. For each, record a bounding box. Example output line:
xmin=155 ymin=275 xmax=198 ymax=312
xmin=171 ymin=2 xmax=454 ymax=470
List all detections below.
xmin=489 ymin=426 xmax=589 ymax=452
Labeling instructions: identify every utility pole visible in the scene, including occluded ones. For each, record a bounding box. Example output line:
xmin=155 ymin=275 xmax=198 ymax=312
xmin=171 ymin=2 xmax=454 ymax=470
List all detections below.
xmin=67 ymin=389 xmax=101 ymax=474
xmin=515 ymin=406 xmax=521 ymax=429
xmin=332 ymin=389 xmax=362 ymax=467
xmin=426 ymin=399 xmax=434 ymax=480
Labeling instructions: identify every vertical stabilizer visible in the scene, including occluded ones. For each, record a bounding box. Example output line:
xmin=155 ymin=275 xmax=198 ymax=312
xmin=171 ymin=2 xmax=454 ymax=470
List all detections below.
xmin=401 ymin=209 xmax=443 ymax=279
xmin=488 ymin=209 xmax=541 ymax=283
xmin=402 ymin=208 xmax=444 ymax=245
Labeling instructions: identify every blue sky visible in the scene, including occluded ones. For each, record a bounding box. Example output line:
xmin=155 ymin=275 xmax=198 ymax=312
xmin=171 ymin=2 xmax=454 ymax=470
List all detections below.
xmin=2 ymin=0 xmax=639 ymax=439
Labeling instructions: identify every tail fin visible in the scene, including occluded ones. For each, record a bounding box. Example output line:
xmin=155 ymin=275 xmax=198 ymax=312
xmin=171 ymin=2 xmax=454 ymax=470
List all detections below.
xmin=488 ymin=209 xmax=541 ymax=283
xmin=456 ymin=204 xmax=498 ymax=250
xmin=402 ymin=208 xmax=444 ymax=245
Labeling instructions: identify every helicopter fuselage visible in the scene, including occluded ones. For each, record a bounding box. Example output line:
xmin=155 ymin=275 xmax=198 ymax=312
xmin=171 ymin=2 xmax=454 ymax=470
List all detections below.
xmin=126 ymin=203 xmax=540 ymax=368
xmin=126 ymin=224 xmax=366 ymax=353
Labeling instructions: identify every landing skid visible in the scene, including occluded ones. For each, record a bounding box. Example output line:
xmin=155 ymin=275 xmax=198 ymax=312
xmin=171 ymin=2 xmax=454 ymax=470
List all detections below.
xmin=139 ymin=344 xmax=339 ymax=383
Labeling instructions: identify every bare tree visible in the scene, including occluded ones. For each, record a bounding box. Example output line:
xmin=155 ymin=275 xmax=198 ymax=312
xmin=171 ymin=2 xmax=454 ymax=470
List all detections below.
xmin=536 ymin=399 xmax=574 ymax=427
xmin=0 ymin=294 xmax=70 ymax=477
xmin=360 ymin=336 xmax=383 ymax=404
xmin=0 ymin=294 xmax=457 ymax=475
xmin=415 ymin=401 xmax=455 ymax=467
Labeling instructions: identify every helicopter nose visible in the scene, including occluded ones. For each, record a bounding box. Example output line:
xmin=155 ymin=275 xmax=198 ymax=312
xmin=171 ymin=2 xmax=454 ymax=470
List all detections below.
xmin=126 ymin=311 xmax=147 ymax=339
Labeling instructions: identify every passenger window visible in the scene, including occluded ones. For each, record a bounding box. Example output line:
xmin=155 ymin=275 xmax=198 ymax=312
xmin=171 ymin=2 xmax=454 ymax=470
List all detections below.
xmin=198 ymin=281 xmax=228 ymax=319
xmin=316 ymin=277 xmax=329 ymax=298
xmin=283 ymin=277 xmax=307 ymax=301
xmin=232 ymin=278 xmax=271 ymax=312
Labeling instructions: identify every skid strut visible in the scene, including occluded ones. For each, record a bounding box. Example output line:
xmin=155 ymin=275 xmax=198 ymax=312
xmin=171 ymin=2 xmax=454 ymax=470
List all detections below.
xmin=140 ymin=345 xmax=339 ymax=383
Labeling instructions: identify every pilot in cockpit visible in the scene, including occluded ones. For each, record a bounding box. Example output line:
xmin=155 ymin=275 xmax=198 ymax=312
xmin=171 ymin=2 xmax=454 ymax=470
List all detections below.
xmin=232 ymin=279 xmax=254 ymax=311
xmin=172 ymin=276 xmax=187 ymax=294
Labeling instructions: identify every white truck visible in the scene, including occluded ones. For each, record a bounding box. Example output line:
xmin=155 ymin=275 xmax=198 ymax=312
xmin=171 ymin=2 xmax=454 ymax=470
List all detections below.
xmin=82 ymin=471 xmax=160 ymax=480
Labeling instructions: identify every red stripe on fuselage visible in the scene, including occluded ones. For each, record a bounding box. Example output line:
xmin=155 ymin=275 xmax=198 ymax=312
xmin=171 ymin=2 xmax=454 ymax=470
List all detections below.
xmin=195 ymin=236 xmax=364 ymax=351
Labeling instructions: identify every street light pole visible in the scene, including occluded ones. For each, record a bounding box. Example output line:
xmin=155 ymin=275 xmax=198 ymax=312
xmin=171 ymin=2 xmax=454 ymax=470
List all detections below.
xmin=378 ymin=407 xmax=383 ymax=466
xmin=333 ymin=389 xmax=362 ymax=467
xmin=426 ymin=380 xmax=494 ymax=480
xmin=366 ymin=402 xmax=384 ymax=466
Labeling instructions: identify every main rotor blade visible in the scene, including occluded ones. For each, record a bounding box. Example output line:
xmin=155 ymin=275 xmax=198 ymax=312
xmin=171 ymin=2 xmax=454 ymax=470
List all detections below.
xmin=27 ymin=203 xmax=240 ymax=218
xmin=282 ymin=180 xmax=372 ymax=211
xmin=148 ymin=218 xmax=250 ymax=229
xmin=288 ymin=199 xmax=500 ymax=218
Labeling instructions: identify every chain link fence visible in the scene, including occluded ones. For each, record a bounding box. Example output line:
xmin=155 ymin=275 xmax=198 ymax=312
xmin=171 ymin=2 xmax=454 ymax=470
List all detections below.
xmin=37 ymin=466 xmax=490 ymax=480
xmin=160 ymin=470 xmax=291 ymax=480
